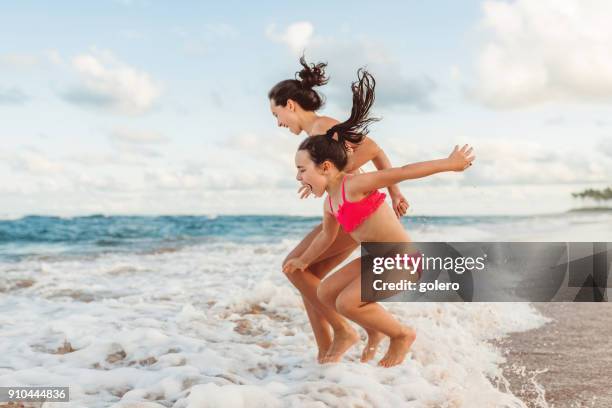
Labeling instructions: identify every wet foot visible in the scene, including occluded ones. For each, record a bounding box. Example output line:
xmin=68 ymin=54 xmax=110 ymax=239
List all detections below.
xmin=317 ymin=343 xmax=331 ymax=364
xmin=378 ymin=327 xmax=416 ymax=367
xmin=361 ymin=330 xmax=385 ymax=363
xmin=321 ymin=327 xmax=359 ymax=363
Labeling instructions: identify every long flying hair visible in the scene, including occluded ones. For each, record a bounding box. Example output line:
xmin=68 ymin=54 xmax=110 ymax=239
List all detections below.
xmin=298 ymin=68 xmax=379 ymax=171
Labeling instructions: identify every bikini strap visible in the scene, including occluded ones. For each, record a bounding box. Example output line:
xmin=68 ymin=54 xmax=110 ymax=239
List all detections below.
xmin=341 ymin=175 xmax=348 ymax=203
xmin=328 ymin=194 xmax=334 ymax=215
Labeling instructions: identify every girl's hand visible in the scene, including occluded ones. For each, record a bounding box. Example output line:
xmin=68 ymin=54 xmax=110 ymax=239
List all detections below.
xmin=282 ymin=258 xmax=308 ymax=275
xmin=390 ymin=192 xmax=409 ymax=218
xmin=447 ymin=144 xmax=475 ymax=171
xmin=298 ymin=184 xmax=312 ymax=199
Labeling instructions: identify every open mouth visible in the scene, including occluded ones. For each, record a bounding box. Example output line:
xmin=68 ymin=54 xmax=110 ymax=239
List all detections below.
xmin=301 ymin=182 xmax=314 ymax=193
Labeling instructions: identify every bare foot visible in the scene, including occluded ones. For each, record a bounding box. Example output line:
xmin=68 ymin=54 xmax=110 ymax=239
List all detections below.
xmin=322 ymin=326 xmax=359 ymax=363
xmin=361 ymin=329 xmax=385 ymax=363
xmin=317 ymin=343 xmax=331 ymax=364
xmin=378 ymin=327 xmax=416 ymax=367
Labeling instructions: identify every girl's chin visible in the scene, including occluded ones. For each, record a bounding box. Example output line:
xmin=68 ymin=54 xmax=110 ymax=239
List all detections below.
xmin=313 ymin=189 xmax=326 ymax=197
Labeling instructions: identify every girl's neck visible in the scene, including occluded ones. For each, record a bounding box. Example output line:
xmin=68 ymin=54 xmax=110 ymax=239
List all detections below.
xmin=299 ymin=111 xmax=319 ymax=136
xmin=326 ymin=172 xmax=346 ymax=196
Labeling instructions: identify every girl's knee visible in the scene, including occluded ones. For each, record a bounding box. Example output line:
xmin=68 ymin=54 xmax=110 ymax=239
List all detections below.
xmin=282 ymin=257 xmax=303 ymax=278
xmin=282 ymin=254 xmax=295 ymax=269
xmin=284 ymin=269 xmax=304 ymax=286
xmin=336 ymin=295 xmax=358 ymax=316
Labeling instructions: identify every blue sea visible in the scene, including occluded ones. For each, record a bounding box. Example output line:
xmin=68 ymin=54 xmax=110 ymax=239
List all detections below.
xmin=1 ymin=212 xmax=611 ymax=263
xmin=0 ymin=214 xmax=538 ymax=262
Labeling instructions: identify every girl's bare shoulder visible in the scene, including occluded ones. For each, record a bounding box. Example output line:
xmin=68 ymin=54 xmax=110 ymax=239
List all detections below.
xmin=353 ymin=135 xmax=379 ymax=152
xmin=361 ymin=135 xmax=380 ymax=151
xmin=311 ymin=116 xmax=340 ymax=135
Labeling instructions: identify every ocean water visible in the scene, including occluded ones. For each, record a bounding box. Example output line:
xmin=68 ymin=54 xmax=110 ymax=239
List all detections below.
xmin=1 ymin=212 xmax=611 ymax=407
xmin=3 ymin=212 xmax=610 ymax=262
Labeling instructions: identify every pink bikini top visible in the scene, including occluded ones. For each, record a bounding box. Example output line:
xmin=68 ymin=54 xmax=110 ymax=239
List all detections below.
xmin=328 ymin=175 xmax=387 ymax=233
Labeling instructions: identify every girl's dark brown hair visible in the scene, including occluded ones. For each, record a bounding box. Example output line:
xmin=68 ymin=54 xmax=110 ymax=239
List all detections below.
xmin=298 ymin=68 xmax=379 ymax=171
xmin=268 ymin=56 xmax=329 ymax=111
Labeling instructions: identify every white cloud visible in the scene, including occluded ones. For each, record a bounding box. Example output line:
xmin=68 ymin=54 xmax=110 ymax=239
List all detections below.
xmin=387 ymin=138 xmax=612 ymax=186
xmin=0 ymin=53 xmax=39 ymax=68
xmin=63 ymin=152 xmax=143 ymax=167
xmin=9 ymin=150 xmax=65 ymax=175
xmin=2 ymin=136 xmax=608 ymax=216
xmin=63 ymin=49 xmax=161 ymax=115
xmin=599 ymin=137 xmax=612 ymax=158
xmin=224 ymin=130 xmax=298 ymax=167
xmin=267 ymin=23 xmax=436 ymax=110
xmin=472 ymin=0 xmax=612 ymax=108
xmin=0 ymin=50 xmax=64 ymax=68
xmin=137 ymin=132 xmax=299 ymax=192
xmin=44 ymin=49 xmax=64 ymax=66
xmin=265 ymin=22 xmax=314 ymax=55
xmin=144 ymin=165 xmax=284 ymax=191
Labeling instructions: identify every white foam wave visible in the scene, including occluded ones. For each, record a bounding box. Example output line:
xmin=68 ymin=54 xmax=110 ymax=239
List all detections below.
xmin=0 ymin=238 xmax=552 ymax=407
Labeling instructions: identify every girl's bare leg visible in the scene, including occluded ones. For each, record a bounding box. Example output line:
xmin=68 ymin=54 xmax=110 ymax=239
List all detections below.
xmin=317 ymin=258 xmax=384 ymax=363
xmin=301 ymin=296 xmax=331 ymax=362
xmin=301 ymin=249 xmax=386 ymax=363
xmin=361 ymin=328 xmax=386 ymax=363
xmin=338 ymin=279 xmax=416 ymax=367
xmin=298 ymin=250 xmax=355 ymax=362
xmin=318 ymin=258 xmax=416 ymax=367
xmin=283 ymin=223 xmax=359 ymax=363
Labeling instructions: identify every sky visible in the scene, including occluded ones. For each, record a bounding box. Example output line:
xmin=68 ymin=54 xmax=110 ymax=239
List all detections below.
xmin=1 ymin=0 xmax=611 ymax=217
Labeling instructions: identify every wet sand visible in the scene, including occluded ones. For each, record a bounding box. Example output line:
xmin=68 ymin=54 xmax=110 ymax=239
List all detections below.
xmin=496 ymin=303 xmax=612 ymax=408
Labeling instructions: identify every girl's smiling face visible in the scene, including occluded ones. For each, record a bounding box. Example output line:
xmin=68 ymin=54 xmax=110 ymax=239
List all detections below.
xmin=270 ymin=99 xmax=302 ymax=135
xmin=294 ymin=150 xmax=330 ymax=197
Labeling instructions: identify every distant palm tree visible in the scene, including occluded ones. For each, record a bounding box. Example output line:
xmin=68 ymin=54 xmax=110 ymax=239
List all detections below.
xmin=571 ymin=187 xmax=612 ymax=207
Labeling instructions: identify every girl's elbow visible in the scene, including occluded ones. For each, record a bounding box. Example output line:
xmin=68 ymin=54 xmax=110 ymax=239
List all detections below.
xmin=372 ymin=149 xmax=385 ymax=164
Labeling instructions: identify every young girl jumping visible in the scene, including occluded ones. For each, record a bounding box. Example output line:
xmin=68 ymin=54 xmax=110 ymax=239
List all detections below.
xmin=270 ymin=57 xmax=410 ymax=364
xmin=283 ymin=69 xmax=475 ymax=367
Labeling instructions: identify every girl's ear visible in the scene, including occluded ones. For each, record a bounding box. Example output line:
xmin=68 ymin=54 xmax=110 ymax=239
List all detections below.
xmin=286 ymin=99 xmax=296 ymax=112
xmin=322 ymin=160 xmax=332 ymax=173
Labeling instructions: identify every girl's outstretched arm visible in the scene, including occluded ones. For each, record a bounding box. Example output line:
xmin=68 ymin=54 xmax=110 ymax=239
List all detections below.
xmin=349 ymin=144 xmax=475 ymax=196
xmin=282 ymin=200 xmax=340 ymax=274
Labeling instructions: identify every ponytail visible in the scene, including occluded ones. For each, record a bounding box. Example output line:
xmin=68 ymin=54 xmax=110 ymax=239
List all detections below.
xmin=325 ymin=68 xmax=379 ymax=146
xmin=296 ymin=55 xmax=328 ymax=89
xmin=268 ymin=55 xmax=329 ymax=111
xmin=298 ymin=68 xmax=379 ymax=171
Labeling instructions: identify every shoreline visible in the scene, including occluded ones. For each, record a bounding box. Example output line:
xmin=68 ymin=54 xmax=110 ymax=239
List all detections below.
xmin=495 ymin=303 xmax=612 ymax=408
